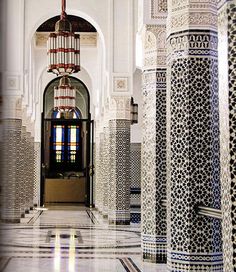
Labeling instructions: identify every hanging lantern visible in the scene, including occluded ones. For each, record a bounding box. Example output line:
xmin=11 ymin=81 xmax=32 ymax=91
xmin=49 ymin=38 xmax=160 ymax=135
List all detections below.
xmin=54 ymin=76 xmax=76 ymax=111
xmin=47 ymin=0 xmax=80 ymax=75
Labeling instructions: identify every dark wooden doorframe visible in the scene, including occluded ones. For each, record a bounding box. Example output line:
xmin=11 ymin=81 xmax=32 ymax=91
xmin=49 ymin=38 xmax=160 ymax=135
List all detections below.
xmin=40 ymin=117 xmax=94 ymax=207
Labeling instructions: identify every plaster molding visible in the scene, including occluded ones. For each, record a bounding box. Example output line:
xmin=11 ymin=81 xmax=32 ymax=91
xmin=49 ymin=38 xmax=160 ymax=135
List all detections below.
xmin=35 ymin=32 xmax=98 ymax=48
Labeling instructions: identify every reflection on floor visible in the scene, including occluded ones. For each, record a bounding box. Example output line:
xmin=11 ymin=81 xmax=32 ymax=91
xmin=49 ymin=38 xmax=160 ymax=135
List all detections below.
xmin=0 ymin=206 xmax=167 ymax=272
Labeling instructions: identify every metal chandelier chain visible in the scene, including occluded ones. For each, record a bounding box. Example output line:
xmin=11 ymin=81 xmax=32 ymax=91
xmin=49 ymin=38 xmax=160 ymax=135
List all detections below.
xmin=61 ymin=0 xmax=66 ymax=20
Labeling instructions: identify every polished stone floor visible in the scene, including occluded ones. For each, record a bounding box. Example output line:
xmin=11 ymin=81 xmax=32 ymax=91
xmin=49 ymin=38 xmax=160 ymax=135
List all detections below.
xmin=0 ymin=205 xmax=167 ymax=271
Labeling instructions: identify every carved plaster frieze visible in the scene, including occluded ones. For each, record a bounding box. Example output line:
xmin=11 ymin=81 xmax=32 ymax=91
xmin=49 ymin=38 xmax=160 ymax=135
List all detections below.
xmin=167 ymin=30 xmax=218 ymax=61
xmin=170 ymin=0 xmax=217 ymax=12
xmin=169 ymin=12 xmax=217 ymax=32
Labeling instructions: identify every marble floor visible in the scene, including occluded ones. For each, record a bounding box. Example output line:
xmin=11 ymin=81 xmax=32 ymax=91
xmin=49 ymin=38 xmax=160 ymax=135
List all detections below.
xmin=0 ymin=205 xmax=167 ymax=272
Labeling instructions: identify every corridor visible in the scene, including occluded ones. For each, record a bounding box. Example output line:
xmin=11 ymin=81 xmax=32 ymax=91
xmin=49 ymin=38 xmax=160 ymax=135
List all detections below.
xmin=0 ymin=206 xmax=167 ymax=272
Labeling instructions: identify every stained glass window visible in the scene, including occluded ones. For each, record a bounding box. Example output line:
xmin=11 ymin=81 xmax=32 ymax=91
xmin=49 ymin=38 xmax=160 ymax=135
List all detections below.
xmin=51 ymin=123 xmax=81 ymax=169
xmin=68 ymin=125 xmax=80 ymax=163
xmin=53 ymin=125 xmax=65 ymax=162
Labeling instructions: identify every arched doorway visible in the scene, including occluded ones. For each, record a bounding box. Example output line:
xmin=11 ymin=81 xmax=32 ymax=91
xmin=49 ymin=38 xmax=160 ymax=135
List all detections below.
xmin=40 ymin=76 xmax=94 ymax=207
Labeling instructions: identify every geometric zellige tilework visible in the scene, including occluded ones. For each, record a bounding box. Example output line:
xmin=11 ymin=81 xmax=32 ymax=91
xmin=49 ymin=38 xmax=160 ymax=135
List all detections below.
xmin=130 ymin=143 xmax=141 ymax=224
xmin=0 ymin=119 xmax=22 ymax=222
xmin=130 ymin=143 xmax=141 ymax=189
xmin=130 ymin=143 xmax=141 ymax=223
xmin=108 ymin=119 xmax=130 ymax=224
xmin=141 ymin=69 xmax=167 ymax=263
xmin=228 ymin=3 xmax=236 ymax=270
xmin=167 ymin=31 xmax=223 ymax=271
xmin=94 ymin=135 xmax=103 ymax=212
xmin=33 ymin=142 xmax=41 ymax=206
xmin=102 ymin=127 xmax=110 ymax=217
xmin=20 ymin=127 xmax=28 ymax=213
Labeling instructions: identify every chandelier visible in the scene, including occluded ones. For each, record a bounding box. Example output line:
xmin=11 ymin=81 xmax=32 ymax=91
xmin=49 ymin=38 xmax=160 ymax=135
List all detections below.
xmin=54 ymin=76 xmax=76 ymax=112
xmin=47 ymin=0 xmax=80 ymax=75
xmin=46 ymin=0 xmax=81 ymax=115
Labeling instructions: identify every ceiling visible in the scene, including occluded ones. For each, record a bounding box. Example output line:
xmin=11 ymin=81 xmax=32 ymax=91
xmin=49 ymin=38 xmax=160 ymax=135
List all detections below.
xmin=37 ymin=15 xmax=97 ymax=32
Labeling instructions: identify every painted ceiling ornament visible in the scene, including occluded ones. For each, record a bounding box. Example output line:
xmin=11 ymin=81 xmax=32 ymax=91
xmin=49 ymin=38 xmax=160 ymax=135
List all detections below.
xmin=47 ymin=0 xmax=80 ymax=75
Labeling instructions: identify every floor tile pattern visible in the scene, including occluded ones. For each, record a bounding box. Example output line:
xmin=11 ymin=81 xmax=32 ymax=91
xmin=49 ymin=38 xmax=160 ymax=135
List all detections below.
xmin=0 ymin=206 xmax=167 ymax=272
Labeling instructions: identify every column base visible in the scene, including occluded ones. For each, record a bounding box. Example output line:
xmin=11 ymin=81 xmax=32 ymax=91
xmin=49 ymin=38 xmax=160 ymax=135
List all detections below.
xmin=109 ymin=219 xmax=130 ymax=225
xmin=108 ymin=210 xmax=130 ymax=225
xmin=167 ymin=251 xmax=223 ymax=271
xmin=143 ymin=253 xmax=167 ymax=263
xmin=1 ymin=218 xmax=21 ymax=223
xmin=142 ymin=234 xmax=167 ymax=263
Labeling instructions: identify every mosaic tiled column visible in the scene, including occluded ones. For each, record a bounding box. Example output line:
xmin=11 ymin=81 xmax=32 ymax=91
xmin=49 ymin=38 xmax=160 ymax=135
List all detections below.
xmin=130 ymin=143 xmax=141 ymax=224
xmin=99 ymin=132 xmax=105 ymax=214
xmin=108 ymin=119 xmax=131 ymax=225
xmin=101 ymin=126 xmax=110 ymax=218
xmin=108 ymin=97 xmax=131 ymax=225
xmin=1 ymin=119 xmax=22 ymax=222
xmin=218 ymin=0 xmax=236 ymax=270
xmin=20 ymin=126 xmax=28 ymax=214
xmin=141 ymin=25 xmax=167 ymax=263
xmin=29 ymin=134 xmax=35 ymax=210
xmin=33 ymin=142 xmax=41 ymax=207
xmin=166 ymin=0 xmax=223 ymax=270
xmin=94 ymin=131 xmax=103 ymax=212
xmin=26 ymin=132 xmax=31 ymax=211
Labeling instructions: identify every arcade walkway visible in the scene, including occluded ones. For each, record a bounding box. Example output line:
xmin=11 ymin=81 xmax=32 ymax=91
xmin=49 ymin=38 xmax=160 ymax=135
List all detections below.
xmin=0 ymin=206 xmax=167 ymax=272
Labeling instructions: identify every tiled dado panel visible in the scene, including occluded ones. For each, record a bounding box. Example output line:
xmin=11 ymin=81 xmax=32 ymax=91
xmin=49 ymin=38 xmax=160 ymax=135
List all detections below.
xmin=166 ymin=30 xmax=223 ymax=271
xmin=228 ymin=3 xmax=236 ymax=270
xmin=130 ymin=143 xmax=141 ymax=224
xmin=108 ymin=120 xmax=130 ymax=225
xmin=142 ymin=69 xmax=167 ymax=263
xmin=0 ymin=119 xmax=22 ymax=222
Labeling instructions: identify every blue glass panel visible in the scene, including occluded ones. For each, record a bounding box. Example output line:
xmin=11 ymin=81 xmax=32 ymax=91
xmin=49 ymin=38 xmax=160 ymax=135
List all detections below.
xmin=76 ymin=127 xmax=80 ymax=150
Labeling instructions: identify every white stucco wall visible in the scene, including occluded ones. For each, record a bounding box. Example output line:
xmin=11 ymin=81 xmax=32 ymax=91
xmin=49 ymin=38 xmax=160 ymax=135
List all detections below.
xmin=1 ymin=0 xmax=142 ymax=142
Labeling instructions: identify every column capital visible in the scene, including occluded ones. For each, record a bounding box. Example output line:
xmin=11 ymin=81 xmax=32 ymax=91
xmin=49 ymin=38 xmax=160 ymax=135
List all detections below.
xmin=2 ymin=95 xmax=22 ymax=119
xmin=143 ymin=24 xmax=167 ymax=70
xmin=109 ymin=96 xmax=131 ymax=120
